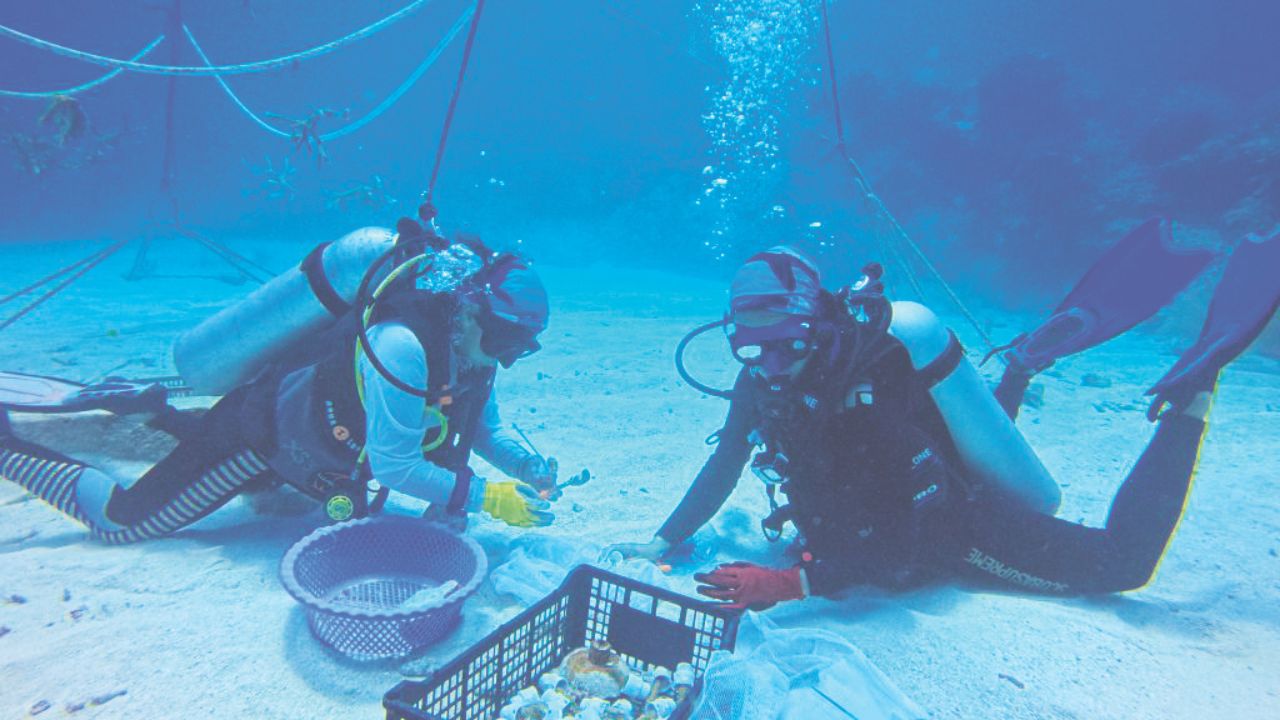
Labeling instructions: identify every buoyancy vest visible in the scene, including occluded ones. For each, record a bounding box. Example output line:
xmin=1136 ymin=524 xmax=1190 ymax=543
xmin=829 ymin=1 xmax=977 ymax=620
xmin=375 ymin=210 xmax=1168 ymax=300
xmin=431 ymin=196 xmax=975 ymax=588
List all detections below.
xmin=246 ymin=292 xmax=495 ymax=516
xmin=751 ymin=316 xmax=969 ymax=588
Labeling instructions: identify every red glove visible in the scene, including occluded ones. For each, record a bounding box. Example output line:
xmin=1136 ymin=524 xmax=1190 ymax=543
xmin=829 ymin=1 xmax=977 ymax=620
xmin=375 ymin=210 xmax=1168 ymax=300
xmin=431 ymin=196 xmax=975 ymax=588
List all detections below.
xmin=694 ymin=561 xmax=807 ymax=610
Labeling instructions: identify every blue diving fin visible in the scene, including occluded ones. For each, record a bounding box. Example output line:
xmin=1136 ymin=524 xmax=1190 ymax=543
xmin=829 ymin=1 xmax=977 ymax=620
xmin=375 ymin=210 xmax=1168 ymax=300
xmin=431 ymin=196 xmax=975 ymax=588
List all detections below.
xmin=1147 ymin=230 xmax=1280 ymax=419
xmin=992 ymin=218 xmax=1216 ymax=416
xmin=1001 ymin=217 xmax=1216 ymax=373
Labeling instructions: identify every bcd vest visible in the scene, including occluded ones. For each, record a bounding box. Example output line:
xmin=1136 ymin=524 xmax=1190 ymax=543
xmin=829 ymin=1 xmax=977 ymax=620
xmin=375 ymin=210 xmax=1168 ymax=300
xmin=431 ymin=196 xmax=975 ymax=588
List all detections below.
xmin=247 ymin=294 xmax=495 ymax=517
xmin=752 ymin=326 xmax=967 ymax=587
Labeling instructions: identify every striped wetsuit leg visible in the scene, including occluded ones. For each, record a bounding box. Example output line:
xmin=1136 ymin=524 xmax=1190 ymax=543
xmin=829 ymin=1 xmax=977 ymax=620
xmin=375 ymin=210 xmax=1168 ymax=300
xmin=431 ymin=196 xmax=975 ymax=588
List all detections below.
xmin=0 ymin=437 xmax=94 ymax=525
xmin=1 ymin=435 xmax=273 ymax=544
xmin=92 ymin=449 xmax=271 ymax=544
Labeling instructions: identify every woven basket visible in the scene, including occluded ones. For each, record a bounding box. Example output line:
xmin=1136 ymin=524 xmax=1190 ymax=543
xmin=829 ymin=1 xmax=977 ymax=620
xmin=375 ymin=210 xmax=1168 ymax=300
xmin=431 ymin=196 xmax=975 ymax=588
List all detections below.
xmin=280 ymin=516 xmax=487 ymax=660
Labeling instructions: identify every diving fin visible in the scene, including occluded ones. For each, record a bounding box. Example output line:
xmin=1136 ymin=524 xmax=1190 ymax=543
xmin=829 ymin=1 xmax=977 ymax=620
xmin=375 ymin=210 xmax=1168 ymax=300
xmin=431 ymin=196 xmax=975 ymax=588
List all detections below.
xmin=0 ymin=371 xmax=169 ymax=415
xmin=1147 ymin=230 xmax=1280 ymax=419
xmin=993 ymin=218 xmax=1215 ymax=416
xmin=1002 ymin=218 xmax=1216 ymax=373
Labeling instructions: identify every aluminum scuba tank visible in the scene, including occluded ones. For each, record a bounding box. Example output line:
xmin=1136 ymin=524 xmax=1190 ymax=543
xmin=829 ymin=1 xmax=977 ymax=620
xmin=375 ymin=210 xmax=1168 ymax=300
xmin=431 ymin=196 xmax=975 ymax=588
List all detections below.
xmin=173 ymin=226 xmax=395 ymax=396
xmin=888 ymin=301 xmax=1061 ymax=514
xmin=834 ymin=269 xmax=1059 ymax=513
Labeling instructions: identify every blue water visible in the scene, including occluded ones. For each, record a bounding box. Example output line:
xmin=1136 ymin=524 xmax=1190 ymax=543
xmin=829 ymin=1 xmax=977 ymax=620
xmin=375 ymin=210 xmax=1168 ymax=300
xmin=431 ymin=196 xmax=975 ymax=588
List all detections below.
xmin=3 ymin=0 xmax=1276 ymax=296
xmin=2 ymin=1 xmax=1279 ymax=718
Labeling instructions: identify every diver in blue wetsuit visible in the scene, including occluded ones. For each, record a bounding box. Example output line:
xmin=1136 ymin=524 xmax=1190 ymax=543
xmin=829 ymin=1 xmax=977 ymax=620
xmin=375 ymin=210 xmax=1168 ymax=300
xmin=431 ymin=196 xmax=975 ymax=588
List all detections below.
xmin=607 ymin=228 xmax=1280 ymax=609
xmin=0 ymin=225 xmax=558 ymax=543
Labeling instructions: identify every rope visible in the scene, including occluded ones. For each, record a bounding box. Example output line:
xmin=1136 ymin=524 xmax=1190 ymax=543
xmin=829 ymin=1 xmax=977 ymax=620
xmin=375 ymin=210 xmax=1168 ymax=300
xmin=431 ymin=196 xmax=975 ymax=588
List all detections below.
xmin=0 ymin=245 xmax=107 ymax=306
xmin=0 ymin=240 xmax=128 ymax=332
xmin=425 ymin=0 xmax=486 ymax=206
xmin=180 ymin=229 xmax=275 ymax=284
xmin=324 ymin=5 xmax=473 ymax=142
xmin=0 ymin=36 xmax=165 ymax=97
xmin=182 ymin=25 xmax=287 ymax=138
xmin=160 ymin=3 xmax=181 ymax=208
xmin=817 ymin=0 xmax=993 ymax=350
xmin=820 ymin=2 xmax=847 ymax=160
xmin=868 ymin=191 xmax=993 ymax=347
xmin=871 ymin=211 xmax=927 ymax=301
xmin=182 ymin=3 xmax=473 ymax=142
xmin=0 ymin=0 xmax=433 ymax=77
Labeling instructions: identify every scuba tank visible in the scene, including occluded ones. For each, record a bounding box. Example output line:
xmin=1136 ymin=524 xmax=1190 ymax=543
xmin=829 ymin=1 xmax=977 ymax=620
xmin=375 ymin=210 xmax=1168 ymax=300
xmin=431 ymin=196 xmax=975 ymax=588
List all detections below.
xmin=174 ymin=221 xmax=489 ymax=398
xmin=887 ymin=301 xmax=1061 ymax=514
xmin=174 ymin=227 xmax=396 ymax=396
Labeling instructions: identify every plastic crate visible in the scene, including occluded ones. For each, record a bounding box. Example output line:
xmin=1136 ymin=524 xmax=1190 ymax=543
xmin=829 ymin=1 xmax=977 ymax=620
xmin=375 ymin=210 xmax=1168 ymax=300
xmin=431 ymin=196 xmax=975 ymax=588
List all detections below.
xmin=384 ymin=565 xmax=741 ymax=720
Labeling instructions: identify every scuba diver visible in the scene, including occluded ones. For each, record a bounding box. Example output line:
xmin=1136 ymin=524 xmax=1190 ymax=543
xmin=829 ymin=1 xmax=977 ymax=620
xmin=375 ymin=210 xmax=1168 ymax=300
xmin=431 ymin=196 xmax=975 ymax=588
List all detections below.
xmin=606 ymin=220 xmax=1280 ymax=609
xmin=0 ymin=214 xmax=560 ymax=543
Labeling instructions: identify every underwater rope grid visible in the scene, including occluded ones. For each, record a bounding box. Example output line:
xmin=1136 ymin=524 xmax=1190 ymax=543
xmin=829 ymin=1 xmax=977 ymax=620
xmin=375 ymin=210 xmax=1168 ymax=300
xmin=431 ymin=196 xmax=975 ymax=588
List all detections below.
xmin=181 ymin=1 xmax=475 ymax=143
xmin=179 ymin=25 xmax=286 ymax=139
xmin=0 ymin=0 xmax=434 ymax=77
xmin=0 ymin=35 xmax=165 ymax=97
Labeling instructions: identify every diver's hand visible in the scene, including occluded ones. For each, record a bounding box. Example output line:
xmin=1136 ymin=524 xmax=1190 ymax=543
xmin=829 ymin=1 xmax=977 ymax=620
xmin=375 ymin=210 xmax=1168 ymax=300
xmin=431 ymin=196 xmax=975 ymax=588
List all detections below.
xmin=693 ymin=561 xmax=807 ymax=610
xmin=518 ymin=454 xmax=559 ymax=497
xmin=481 ymin=481 xmax=554 ymax=528
xmin=601 ymin=536 xmax=671 ymax=564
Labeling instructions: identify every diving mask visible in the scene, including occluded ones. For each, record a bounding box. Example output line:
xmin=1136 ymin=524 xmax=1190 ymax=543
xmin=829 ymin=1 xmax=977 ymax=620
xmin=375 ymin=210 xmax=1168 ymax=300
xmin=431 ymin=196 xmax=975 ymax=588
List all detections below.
xmin=727 ymin=313 xmax=815 ymax=379
xmin=477 ymin=310 xmax=541 ymax=368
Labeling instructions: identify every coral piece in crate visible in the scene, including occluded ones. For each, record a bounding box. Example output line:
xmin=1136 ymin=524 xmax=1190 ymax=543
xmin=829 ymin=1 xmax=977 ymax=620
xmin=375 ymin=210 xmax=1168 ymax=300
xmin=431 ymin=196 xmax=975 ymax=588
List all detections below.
xmin=493 ymin=642 xmax=695 ymax=719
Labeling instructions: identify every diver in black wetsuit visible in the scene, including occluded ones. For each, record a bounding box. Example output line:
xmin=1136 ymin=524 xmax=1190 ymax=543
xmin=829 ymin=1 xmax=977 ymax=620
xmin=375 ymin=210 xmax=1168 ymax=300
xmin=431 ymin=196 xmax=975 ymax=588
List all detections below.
xmin=606 ymin=234 xmax=1280 ymax=609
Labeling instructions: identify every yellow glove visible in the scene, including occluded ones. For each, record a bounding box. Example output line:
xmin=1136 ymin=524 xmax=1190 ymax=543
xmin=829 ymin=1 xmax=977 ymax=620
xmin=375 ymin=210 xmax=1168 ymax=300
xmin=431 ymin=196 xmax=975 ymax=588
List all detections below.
xmin=481 ymin=481 xmax=554 ymax=528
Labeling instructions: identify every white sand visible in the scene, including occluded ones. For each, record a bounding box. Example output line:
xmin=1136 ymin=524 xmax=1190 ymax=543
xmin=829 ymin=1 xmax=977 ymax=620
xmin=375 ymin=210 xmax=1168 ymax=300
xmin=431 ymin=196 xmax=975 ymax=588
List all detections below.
xmin=1 ymin=238 xmax=1278 ymax=719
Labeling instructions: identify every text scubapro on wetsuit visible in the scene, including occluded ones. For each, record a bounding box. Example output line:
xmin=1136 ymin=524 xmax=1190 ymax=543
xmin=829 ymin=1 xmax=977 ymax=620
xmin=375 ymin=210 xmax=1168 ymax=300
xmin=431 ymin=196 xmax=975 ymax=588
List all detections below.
xmin=965 ymin=548 xmax=1069 ymax=593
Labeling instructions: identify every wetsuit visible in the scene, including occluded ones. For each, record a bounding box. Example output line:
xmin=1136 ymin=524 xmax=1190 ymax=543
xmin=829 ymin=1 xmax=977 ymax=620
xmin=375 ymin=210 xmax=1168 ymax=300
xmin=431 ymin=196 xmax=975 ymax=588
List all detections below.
xmin=657 ymin=332 xmax=1206 ymax=596
xmin=0 ymin=322 xmax=533 ymax=543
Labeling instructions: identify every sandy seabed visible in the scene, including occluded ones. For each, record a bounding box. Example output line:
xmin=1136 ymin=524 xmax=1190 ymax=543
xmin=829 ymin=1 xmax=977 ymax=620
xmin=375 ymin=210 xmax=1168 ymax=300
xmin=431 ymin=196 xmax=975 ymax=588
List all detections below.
xmin=1 ymin=237 xmax=1277 ymax=720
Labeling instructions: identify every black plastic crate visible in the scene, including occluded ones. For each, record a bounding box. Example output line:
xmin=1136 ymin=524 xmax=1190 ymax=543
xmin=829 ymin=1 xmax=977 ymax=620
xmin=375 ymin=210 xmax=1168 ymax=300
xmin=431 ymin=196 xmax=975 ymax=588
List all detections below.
xmin=384 ymin=565 xmax=741 ymax=720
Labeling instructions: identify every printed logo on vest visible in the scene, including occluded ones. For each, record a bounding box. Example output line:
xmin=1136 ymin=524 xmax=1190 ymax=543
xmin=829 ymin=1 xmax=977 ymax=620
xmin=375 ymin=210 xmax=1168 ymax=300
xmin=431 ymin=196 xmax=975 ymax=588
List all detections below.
xmin=911 ymin=448 xmax=934 ymax=467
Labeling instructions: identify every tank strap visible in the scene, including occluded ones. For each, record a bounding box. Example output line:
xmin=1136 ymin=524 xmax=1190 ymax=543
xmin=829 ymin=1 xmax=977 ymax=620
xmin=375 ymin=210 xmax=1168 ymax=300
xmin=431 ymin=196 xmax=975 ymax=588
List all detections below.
xmin=918 ymin=330 xmax=963 ymax=389
xmin=300 ymin=242 xmax=350 ymax=317
xmin=446 ymin=466 xmax=473 ymax=515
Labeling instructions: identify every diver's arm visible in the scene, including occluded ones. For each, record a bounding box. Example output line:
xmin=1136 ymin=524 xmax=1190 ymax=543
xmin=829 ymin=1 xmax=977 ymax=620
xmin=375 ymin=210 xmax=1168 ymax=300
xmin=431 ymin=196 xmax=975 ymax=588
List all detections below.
xmin=655 ymin=373 xmax=757 ymax=548
xmin=472 ymin=388 xmax=534 ymax=479
xmin=359 ymin=323 xmax=482 ymax=507
xmin=890 ymin=301 xmax=1061 ymax=514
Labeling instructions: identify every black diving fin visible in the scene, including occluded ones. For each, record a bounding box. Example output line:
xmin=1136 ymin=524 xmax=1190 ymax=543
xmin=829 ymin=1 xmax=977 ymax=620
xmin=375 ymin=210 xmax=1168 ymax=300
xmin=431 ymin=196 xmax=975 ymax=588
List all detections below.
xmin=0 ymin=371 xmax=177 ymax=415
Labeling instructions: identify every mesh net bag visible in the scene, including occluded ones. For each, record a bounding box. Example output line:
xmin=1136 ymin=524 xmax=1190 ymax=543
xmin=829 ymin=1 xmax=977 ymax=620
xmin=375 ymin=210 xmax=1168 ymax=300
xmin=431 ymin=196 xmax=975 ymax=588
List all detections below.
xmin=280 ymin=516 xmax=487 ymax=661
xmin=690 ymin=651 xmax=789 ymax=720
xmin=690 ymin=613 xmax=926 ymax=720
